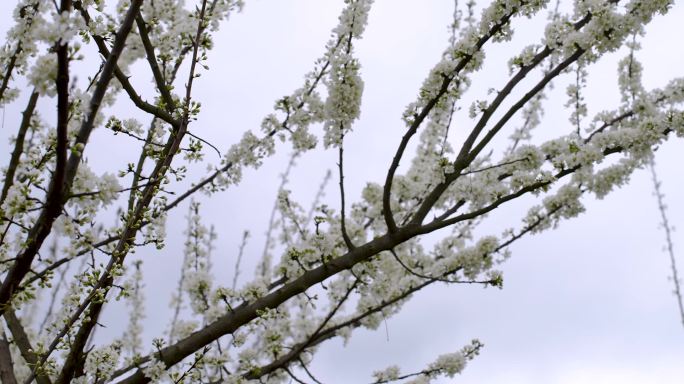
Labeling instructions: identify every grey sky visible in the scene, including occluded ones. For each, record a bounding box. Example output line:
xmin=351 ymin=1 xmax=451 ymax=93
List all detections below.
xmin=1 ymin=1 xmax=683 ymax=383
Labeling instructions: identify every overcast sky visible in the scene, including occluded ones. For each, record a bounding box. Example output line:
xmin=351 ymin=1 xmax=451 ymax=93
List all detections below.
xmin=1 ymin=1 xmax=684 ymax=383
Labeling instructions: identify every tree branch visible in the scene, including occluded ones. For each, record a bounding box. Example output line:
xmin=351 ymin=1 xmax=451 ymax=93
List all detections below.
xmin=0 ymin=325 xmax=17 ymax=384
xmin=382 ymin=7 xmax=518 ymax=233
xmin=338 ymin=138 xmax=355 ymax=251
xmin=3 ymin=309 xmax=52 ymax=384
xmin=0 ymin=90 xmax=38 ymax=206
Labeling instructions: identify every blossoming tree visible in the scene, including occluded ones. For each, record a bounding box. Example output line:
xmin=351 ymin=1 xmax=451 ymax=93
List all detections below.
xmin=0 ymin=0 xmax=682 ymax=383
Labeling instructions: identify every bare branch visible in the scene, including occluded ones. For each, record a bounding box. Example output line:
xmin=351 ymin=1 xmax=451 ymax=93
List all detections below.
xmin=0 ymin=324 xmax=17 ymax=384
xmin=649 ymin=160 xmax=684 ymax=328
xmin=338 ymin=138 xmax=355 ymax=251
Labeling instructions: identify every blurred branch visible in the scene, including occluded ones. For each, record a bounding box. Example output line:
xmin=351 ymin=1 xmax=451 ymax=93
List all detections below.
xmin=0 ymin=324 xmax=17 ymax=384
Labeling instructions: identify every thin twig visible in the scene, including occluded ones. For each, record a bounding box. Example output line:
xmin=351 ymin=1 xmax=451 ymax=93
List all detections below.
xmin=0 ymin=90 xmax=38 ymax=205
xmin=232 ymin=230 xmax=249 ymax=291
xmin=649 ymin=160 xmax=684 ymax=328
xmin=259 ymin=152 xmax=298 ymax=278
